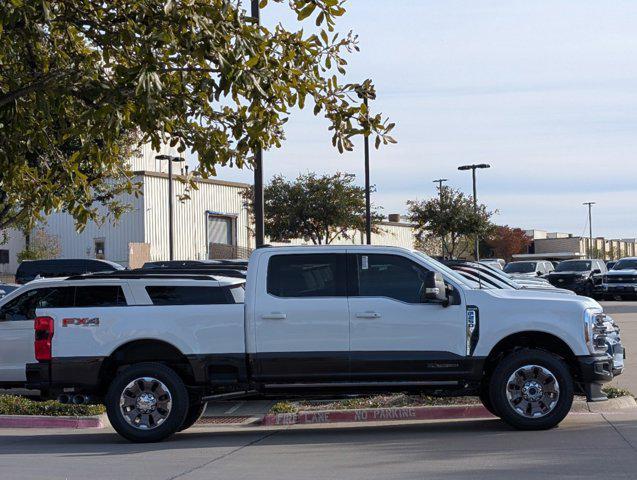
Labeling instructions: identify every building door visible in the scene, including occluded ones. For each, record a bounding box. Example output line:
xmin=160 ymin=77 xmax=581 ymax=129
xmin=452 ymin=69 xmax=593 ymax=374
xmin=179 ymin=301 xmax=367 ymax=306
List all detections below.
xmin=207 ymin=214 xmax=236 ymax=259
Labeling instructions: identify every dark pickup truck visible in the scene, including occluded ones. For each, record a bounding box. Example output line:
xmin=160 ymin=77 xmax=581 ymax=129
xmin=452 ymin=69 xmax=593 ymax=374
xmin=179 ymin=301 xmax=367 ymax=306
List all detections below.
xmin=546 ymin=259 xmax=606 ymax=297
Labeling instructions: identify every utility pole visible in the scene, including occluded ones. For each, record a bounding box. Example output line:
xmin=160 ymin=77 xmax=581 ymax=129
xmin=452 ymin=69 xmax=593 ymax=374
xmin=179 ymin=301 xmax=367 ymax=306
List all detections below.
xmin=433 ymin=178 xmax=448 ymax=257
xmin=583 ymin=202 xmax=596 ymax=258
xmin=156 ymin=154 xmax=186 ymax=260
xmin=251 ymin=0 xmax=265 ymax=249
xmin=458 ymin=164 xmax=490 ymax=260
xmin=363 ymin=97 xmax=371 ymax=245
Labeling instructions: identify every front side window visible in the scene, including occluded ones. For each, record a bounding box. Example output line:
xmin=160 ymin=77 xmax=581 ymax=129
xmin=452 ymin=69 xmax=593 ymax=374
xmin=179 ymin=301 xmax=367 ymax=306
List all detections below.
xmin=146 ymin=286 xmax=232 ymax=305
xmin=74 ymin=286 xmax=127 ymax=307
xmin=353 ymin=254 xmax=430 ymax=303
xmin=267 ymin=254 xmax=346 ymax=298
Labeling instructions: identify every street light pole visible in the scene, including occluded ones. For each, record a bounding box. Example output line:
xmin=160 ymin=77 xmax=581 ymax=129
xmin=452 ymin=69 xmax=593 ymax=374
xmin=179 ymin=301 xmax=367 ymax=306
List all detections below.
xmin=251 ymin=0 xmax=265 ymax=249
xmin=363 ymin=97 xmax=371 ymax=245
xmin=458 ymin=163 xmax=490 ymax=260
xmin=433 ymin=178 xmax=448 ymax=257
xmin=156 ymin=154 xmax=185 ymax=260
xmin=583 ymin=202 xmax=596 ymax=258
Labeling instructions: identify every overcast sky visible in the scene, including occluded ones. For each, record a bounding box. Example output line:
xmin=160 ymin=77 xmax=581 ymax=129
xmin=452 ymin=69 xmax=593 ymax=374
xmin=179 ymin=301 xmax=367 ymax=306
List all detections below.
xmin=210 ymin=0 xmax=637 ymax=239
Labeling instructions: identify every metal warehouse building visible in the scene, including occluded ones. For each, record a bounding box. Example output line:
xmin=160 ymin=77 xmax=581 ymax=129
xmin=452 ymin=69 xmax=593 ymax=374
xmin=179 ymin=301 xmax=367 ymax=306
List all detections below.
xmin=1 ymin=144 xmax=418 ymax=274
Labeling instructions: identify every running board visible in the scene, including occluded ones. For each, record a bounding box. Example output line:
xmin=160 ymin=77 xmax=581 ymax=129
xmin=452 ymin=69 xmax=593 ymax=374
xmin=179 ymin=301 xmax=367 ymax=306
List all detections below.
xmin=264 ymin=381 xmax=460 ymax=389
xmin=202 ymin=390 xmax=260 ymax=401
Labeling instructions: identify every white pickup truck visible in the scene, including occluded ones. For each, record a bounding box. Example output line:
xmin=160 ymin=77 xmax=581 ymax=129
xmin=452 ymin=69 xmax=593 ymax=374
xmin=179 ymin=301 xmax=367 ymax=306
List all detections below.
xmin=26 ymin=246 xmax=624 ymax=442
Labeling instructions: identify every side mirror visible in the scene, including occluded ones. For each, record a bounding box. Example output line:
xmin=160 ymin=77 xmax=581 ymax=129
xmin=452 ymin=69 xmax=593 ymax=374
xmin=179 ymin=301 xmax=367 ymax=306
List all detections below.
xmin=421 ymin=271 xmax=448 ymax=306
xmin=536 ymin=271 xmax=543 ymax=276
xmin=592 ymin=269 xmax=601 ymax=275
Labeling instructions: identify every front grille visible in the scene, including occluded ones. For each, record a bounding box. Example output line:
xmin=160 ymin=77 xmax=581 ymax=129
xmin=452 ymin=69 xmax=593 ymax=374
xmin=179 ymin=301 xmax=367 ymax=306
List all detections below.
xmin=606 ymin=276 xmax=637 ymax=284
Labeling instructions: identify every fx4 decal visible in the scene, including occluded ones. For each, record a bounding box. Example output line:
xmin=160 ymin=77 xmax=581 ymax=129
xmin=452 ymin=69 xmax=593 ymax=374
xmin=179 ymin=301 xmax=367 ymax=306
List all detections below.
xmin=62 ymin=317 xmax=100 ymax=327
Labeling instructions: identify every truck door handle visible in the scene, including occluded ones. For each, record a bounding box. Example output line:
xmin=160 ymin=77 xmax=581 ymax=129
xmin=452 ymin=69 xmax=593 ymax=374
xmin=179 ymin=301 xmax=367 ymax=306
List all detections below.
xmin=261 ymin=313 xmax=287 ymax=320
xmin=355 ymin=311 xmax=381 ymax=319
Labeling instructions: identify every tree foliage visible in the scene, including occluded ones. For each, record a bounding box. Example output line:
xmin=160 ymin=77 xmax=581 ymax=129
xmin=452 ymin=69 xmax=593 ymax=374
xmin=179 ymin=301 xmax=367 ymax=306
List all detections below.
xmin=17 ymin=227 xmax=61 ymax=263
xmin=0 ymin=0 xmax=395 ymax=231
xmin=243 ymin=172 xmax=383 ymax=245
xmin=407 ymin=186 xmax=494 ymax=259
xmin=485 ymin=225 xmax=531 ymax=262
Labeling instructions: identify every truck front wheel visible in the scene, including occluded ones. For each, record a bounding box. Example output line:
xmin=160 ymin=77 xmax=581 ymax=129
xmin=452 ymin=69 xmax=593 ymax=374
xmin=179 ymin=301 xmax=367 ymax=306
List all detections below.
xmin=178 ymin=401 xmax=208 ymax=432
xmin=489 ymin=349 xmax=573 ymax=430
xmin=105 ymin=362 xmax=189 ymax=442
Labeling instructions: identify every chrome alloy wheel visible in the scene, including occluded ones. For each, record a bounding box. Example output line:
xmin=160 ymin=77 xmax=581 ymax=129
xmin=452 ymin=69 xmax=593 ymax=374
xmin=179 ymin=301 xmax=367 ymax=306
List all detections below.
xmin=506 ymin=365 xmax=560 ymax=418
xmin=119 ymin=377 xmax=173 ymax=430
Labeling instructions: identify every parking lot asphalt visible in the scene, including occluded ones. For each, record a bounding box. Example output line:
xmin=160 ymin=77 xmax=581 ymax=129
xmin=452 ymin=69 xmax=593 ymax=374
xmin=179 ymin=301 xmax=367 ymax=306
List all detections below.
xmin=1 ymin=412 xmax=637 ymax=480
xmin=601 ymin=301 xmax=637 ymax=393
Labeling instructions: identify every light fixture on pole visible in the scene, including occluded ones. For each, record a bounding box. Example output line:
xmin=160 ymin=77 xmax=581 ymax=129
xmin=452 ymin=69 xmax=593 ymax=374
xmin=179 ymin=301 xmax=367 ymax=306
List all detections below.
xmin=156 ymin=154 xmax=186 ymax=261
xmin=433 ymin=178 xmax=448 ymax=257
xmin=583 ymin=201 xmax=596 ymax=258
xmin=251 ymin=0 xmax=265 ymax=249
xmin=457 ymin=163 xmax=490 ymax=260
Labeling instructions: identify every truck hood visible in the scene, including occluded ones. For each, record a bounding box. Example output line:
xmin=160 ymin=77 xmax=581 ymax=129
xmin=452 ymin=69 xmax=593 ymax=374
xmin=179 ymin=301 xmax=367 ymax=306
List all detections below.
xmin=607 ymin=269 xmax=637 ymax=276
xmin=466 ymin=287 xmax=601 ymax=310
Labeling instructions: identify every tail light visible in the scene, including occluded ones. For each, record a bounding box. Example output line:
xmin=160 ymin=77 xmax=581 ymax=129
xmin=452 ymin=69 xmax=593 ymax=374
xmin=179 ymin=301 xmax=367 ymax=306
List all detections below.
xmin=34 ymin=316 xmax=54 ymax=361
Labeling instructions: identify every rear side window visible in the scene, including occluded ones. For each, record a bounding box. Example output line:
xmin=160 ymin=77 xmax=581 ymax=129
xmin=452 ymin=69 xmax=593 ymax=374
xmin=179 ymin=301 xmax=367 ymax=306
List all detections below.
xmin=145 ymin=286 xmax=233 ymax=305
xmin=267 ymin=254 xmax=347 ymax=298
xmin=74 ymin=286 xmax=127 ymax=307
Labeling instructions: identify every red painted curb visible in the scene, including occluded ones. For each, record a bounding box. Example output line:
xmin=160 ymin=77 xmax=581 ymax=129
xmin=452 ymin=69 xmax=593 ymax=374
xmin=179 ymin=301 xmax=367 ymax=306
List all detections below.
xmin=262 ymin=404 xmax=494 ymax=426
xmin=0 ymin=415 xmax=104 ymax=429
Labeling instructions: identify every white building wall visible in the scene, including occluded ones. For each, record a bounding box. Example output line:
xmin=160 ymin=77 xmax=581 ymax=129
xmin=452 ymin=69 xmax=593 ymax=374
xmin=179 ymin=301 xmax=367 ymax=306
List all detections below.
xmin=0 ymin=229 xmax=26 ymax=277
xmin=269 ymin=222 xmax=417 ymax=249
xmin=128 ymin=142 xmax=183 ymax=173
xmin=141 ymin=172 xmax=250 ymax=261
xmin=39 ymin=192 xmax=145 ymax=267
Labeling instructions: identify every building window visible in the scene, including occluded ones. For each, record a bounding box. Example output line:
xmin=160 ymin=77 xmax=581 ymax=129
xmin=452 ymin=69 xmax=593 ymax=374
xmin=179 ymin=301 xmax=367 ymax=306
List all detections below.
xmin=0 ymin=250 xmax=8 ymax=264
xmin=94 ymin=238 xmax=105 ymax=259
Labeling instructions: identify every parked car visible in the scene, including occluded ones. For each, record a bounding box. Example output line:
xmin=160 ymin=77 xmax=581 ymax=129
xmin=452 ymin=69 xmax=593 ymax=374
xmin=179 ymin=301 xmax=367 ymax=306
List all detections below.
xmin=447 ymin=260 xmax=574 ymax=294
xmin=0 ymin=282 xmax=19 ymax=299
xmin=602 ymin=257 xmax=637 ymax=300
xmin=26 ymin=245 xmax=623 ymax=442
xmin=15 ymin=259 xmax=124 ymax=284
xmin=546 ymin=259 xmax=606 ymax=297
xmin=0 ymin=273 xmax=242 ymax=389
xmin=479 ymin=258 xmax=505 ymax=270
xmin=503 ymin=260 xmax=554 ymax=278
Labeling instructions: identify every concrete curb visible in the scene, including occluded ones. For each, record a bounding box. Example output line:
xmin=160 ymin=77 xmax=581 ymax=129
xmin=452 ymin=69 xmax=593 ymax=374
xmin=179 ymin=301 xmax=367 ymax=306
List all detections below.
xmin=0 ymin=413 xmax=105 ymax=429
xmin=262 ymin=404 xmax=494 ymax=426
xmin=262 ymin=396 xmax=637 ymax=427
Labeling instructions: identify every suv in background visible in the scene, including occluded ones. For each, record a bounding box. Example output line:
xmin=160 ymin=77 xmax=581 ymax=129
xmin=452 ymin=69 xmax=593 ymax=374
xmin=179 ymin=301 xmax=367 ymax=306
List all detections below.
xmin=603 ymin=257 xmax=637 ymax=300
xmin=504 ymin=260 xmax=554 ymax=278
xmin=547 ymin=259 xmax=606 ymax=297
xmin=0 ymin=273 xmax=244 ymax=388
xmin=15 ymin=259 xmax=124 ymax=284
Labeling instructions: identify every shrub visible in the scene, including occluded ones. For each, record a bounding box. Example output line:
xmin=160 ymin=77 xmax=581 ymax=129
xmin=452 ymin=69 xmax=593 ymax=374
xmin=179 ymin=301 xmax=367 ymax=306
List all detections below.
xmin=602 ymin=386 xmax=634 ymax=399
xmin=270 ymin=401 xmax=298 ymax=414
xmin=0 ymin=395 xmax=105 ymax=417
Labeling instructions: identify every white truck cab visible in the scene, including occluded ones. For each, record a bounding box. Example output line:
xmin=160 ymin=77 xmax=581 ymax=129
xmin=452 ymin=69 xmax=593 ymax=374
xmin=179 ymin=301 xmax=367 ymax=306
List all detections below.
xmin=26 ymin=246 xmax=624 ymax=442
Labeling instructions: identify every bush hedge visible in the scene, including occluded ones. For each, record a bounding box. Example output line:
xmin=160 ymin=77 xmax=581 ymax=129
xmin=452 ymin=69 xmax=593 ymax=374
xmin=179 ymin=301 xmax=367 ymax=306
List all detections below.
xmin=0 ymin=395 xmax=105 ymax=417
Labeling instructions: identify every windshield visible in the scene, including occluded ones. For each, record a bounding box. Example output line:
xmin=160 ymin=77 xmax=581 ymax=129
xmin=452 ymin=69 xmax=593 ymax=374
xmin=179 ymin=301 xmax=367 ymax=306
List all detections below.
xmin=613 ymin=259 xmax=637 ymax=271
xmin=556 ymin=260 xmax=591 ymax=272
xmin=412 ymin=251 xmax=476 ymax=288
xmin=504 ymin=262 xmax=536 ymax=274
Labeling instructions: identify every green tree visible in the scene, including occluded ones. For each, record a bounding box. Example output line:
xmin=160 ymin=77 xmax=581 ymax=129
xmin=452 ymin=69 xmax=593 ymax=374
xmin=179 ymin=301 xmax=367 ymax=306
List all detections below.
xmin=243 ymin=172 xmax=383 ymax=245
xmin=407 ymin=186 xmax=495 ymax=259
xmin=17 ymin=227 xmax=61 ymax=263
xmin=1 ymin=0 xmax=394 ymax=231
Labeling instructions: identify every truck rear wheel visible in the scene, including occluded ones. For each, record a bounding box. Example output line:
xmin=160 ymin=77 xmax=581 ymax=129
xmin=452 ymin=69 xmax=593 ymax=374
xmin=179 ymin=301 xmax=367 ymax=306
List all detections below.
xmin=489 ymin=349 xmax=573 ymax=430
xmin=105 ymin=362 xmax=189 ymax=442
xmin=178 ymin=401 xmax=208 ymax=432
xmin=479 ymin=385 xmax=498 ymax=417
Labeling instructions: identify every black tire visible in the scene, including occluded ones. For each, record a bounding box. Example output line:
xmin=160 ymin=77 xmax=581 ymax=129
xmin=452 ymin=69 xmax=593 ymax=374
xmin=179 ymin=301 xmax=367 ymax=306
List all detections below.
xmin=105 ymin=362 xmax=189 ymax=443
xmin=478 ymin=384 xmax=498 ymax=417
xmin=178 ymin=401 xmax=208 ymax=432
xmin=489 ymin=349 xmax=573 ymax=431
xmin=584 ymin=282 xmax=594 ymax=298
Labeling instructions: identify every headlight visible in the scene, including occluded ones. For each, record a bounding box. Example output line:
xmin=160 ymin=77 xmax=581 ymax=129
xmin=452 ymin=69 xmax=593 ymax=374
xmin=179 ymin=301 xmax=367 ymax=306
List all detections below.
xmin=584 ymin=309 xmax=610 ymax=354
